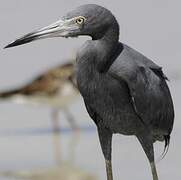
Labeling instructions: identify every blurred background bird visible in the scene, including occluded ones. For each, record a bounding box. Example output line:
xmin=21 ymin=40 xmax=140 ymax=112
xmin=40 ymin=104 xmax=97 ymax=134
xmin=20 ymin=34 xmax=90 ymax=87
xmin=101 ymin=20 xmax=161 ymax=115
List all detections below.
xmin=0 ymin=61 xmax=79 ymax=133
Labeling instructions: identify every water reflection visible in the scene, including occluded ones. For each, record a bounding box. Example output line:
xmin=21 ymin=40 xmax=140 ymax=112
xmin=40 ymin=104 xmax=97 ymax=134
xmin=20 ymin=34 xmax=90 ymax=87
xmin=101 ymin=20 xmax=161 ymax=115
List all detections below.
xmin=0 ymin=126 xmax=97 ymax=180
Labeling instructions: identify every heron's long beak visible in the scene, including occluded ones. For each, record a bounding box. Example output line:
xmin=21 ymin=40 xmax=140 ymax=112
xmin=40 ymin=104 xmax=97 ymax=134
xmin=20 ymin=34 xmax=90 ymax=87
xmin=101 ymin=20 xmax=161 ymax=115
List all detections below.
xmin=4 ymin=19 xmax=78 ymax=48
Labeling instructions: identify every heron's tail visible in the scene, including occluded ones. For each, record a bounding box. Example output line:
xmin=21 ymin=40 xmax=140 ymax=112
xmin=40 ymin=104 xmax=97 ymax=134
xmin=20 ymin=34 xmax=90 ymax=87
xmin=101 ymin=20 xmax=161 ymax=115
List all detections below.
xmin=156 ymin=134 xmax=170 ymax=163
xmin=0 ymin=89 xmax=22 ymax=98
xmin=162 ymin=135 xmax=170 ymax=158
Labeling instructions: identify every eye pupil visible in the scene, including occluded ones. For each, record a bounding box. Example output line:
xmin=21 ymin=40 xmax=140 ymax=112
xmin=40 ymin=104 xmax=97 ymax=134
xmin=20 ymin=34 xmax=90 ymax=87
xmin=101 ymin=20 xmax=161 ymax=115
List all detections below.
xmin=76 ymin=18 xmax=84 ymax=24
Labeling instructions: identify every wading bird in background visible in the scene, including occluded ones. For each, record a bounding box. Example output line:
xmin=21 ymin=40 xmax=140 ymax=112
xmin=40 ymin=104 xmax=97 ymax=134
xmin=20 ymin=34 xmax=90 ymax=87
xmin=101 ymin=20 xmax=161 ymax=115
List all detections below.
xmin=4 ymin=4 xmax=174 ymax=180
xmin=0 ymin=62 xmax=79 ymax=132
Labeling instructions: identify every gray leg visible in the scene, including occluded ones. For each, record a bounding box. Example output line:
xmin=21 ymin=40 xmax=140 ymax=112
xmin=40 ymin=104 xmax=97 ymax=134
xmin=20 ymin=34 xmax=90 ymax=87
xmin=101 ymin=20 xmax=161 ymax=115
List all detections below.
xmin=67 ymin=131 xmax=80 ymax=163
xmin=63 ymin=108 xmax=79 ymax=132
xmin=51 ymin=108 xmax=60 ymax=133
xmin=106 ymin=159 xmax=113 ymax=180
xmin=51 ymin=108 xmax=61 ymax=165
xmin=151 ymin=162 xmax=159 ymax=180
xmin=137 ymin=131 xmax=158 ymax=180
xmin=97 ymin=125 xmax=113 ymax=180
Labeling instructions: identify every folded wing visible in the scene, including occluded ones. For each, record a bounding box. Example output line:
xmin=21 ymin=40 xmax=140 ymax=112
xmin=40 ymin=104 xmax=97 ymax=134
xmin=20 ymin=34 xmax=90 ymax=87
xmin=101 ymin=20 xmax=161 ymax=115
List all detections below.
xmin=108 ymin=44 xmax=174 ymax=136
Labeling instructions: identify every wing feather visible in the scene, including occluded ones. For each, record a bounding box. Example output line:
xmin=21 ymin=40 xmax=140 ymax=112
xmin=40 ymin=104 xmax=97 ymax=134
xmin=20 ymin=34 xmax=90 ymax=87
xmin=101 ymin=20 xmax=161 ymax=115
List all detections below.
xmin=108 ymin=44 xmax=174 ymax=134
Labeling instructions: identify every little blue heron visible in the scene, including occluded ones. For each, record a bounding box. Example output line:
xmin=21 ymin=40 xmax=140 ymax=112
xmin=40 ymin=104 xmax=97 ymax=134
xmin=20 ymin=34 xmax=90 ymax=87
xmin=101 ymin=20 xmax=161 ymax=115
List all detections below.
xmin=4 ymin=4 xmax=174 ymax=180
xmin=0 ymin=62 xmax=79 ymax=132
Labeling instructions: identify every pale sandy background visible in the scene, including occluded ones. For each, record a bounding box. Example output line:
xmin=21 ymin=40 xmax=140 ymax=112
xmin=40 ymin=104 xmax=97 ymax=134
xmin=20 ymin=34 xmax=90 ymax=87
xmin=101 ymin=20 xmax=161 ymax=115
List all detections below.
xmin=0 ymin=0 xmax=180 ymax=180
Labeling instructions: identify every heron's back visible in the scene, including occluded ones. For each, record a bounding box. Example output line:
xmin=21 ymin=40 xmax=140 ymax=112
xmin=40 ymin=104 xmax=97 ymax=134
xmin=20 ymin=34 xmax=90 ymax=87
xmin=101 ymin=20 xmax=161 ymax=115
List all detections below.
xmin=109 ymin=43 xmax=174 ymax=137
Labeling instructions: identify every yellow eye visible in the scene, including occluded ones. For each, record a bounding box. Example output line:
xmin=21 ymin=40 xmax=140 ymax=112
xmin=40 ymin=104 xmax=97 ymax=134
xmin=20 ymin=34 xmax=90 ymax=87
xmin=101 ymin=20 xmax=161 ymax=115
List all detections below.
xmin=76 ymin=17 xmax=85 ymax=25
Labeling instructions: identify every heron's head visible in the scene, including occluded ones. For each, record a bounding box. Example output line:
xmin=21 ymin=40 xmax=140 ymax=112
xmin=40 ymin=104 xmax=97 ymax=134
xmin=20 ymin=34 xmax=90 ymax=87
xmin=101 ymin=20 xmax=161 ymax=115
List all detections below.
xmin=4 ymin=4 xmax=119 ymax=48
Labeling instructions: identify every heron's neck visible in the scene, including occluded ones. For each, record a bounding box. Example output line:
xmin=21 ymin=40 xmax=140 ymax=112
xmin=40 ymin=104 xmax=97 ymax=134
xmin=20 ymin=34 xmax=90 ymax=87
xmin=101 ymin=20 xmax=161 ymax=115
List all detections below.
xmin=95 ymin=24 xmax=122 ymax=72
xmin=101 ymin=24 xmax=119 ymax=45
xmin=77 ymin=22 xmax=122 ymax=77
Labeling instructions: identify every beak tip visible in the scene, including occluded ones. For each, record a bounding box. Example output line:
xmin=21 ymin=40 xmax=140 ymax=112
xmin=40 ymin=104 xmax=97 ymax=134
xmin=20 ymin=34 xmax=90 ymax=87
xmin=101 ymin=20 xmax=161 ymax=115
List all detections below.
xmin=4 ymin=45 xmax=10 ymax=49
xmin=3 ymin=39 xmax=28 ymax=49
xmin=4 ymin=41 xmax=16 ymax=49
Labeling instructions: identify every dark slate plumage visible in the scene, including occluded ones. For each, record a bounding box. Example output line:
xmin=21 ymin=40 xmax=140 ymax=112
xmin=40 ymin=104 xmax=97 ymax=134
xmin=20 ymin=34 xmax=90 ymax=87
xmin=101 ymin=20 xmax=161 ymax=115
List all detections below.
xmin=109 ymin=44 xmax=174 ymax=137
xmin=4 ymin=4 xmax=174 ymax=180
